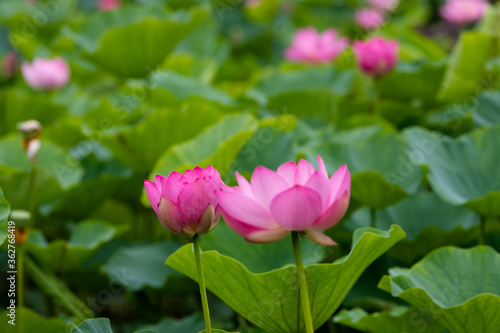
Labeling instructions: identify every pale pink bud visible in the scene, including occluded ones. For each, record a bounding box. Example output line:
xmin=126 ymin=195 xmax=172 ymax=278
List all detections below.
xmin=355 ymin=8 xmax=386 ymax=30
xmin=18 ymin=120 xmax=42 ymax=162
xmin=284 ymin=27 xmax=349 ymax=64
xmin=440 ymin=0 xmax=490 ymax=25
xmin=354 ymin=37 xmax=399 ymax=77
xmin=27 ymin=139 xmax=41 ymax=162
xmin=217 ymin=156 xmax=351 ymax=246
xmin=144 ymin=166 xmax=224 ymax=238
xmin=98 ymin=0 xmax=121 ymax=11
xmin=21 ymin=57 xmax=70 ymax=91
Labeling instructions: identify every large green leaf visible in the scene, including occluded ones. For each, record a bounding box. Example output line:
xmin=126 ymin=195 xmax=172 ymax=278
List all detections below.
xmin=167 ymin=225 xmax=406 ymax=333
xmin=143 ymin=113 xmax=259 ymax=204
xmin=334 ymin=306 xmax=444 ymax=333
xmin=404 ymin=126 xmax=500 ymax=217
xmin=25 ymin=220 xmax=122 ymax=272
xmin=100 ymin=241 xmax=183 ymax=291
xmin=345 ymin=192 xmax=480 ymax=264
xmin=71 ymin=318 xmax=113 ymax=333
xmin=149 ymin=70 xmax=236 ymax=107
xmin=0 ymin=186 xmax=10 ymax=246
xmin=473 ymin=90 xmax=500 ymax=127
xmin=0 ymin=307 xmax=68 ymax=333
xmin=75 ymin=6 xmax=208 ymax=77
xmin=308 ymin=130 xmax=423 ymax=209
xmin=438 ymin=32 xmax=494 ymax=102
xmin=138 ymin=314 xmax=205 ymax=333
xmin=99 ymin=103 xmax=222 ymax=173
xmin=202 ymin=222 xmax=324 ymax=273
xmin=379 ymin=246 xmax=500 ymax=333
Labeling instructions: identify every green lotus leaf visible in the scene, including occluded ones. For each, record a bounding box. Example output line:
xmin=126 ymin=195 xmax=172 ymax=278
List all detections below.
xmin=309 ymin=130 xmax=423 ymax=209
xmin=345 ymin=192 xmax=480 ymax=264
xmin=138 ymin=314 xmax=204 ymax=333
xmin=100 ymin=241 xmax=183 ymax=291
xmin=0 ymin=186 xmax=10 ymax=246
xmin=438 ymin=31 xmax=494 ymax=102
xmin=0 ymin=307 xmax=68 ymax=333
xmin=202 ymin=222 xmax=324 ymax=273
xmin=404 ymin=125 xmax=500 ymax=217
xmin=25 ymin=220 xmax=123 ymax=272
xmin=334 ymin=306 xmax=444 ymax=333
xmin=71 ymin=318 xmax=113 ymax=333
xmin=379 ymin=246 xmax=500 ymax=333
xmin=473 ymin=90 xmax=500 ymax=127
xmin=75 ymin=6 xmax=208 ymax=77
xmin=167 ymin=225 xmax=405 ymax=333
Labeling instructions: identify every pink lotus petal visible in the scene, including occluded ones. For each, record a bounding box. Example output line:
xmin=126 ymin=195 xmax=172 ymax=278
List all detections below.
xmin=250 ymin=166 xmax=289 ymax=209
xmin=221 ymin=208 xmax=267 ymax=237
xmin=311 ymin=191 xmax=350 ymax=230
xmin=304 ymin=229 xmax=337 ymax=246
xmin=167 ymin=171 xmax=182 ymax=182
xmin=270 ymin=185 xmax=322 ymax=230
xmin=144 ymin=180 xmax=161 ymax=215
xmin=295 ymin=159 xmax=316 ymax=185
xmin=277 ymin=161 xmax=297 ymax=186
xmin=235 ymin=171 xmax=254 ymax=197
xmin=246 ymin=229 xmax=290 ymax=243
xmin=317 ymin=156 xmax=329 ymax=179
xmin=355 ymin=8 xmax=385 ymax=30
xmin=329 ymin=164 xmax=351 ymax=204
xmin=162 ymin=177 xmax=183 ymax=203
xmin=305 ymin=171 xmax=331 ymax=210
xmin=177 ymin=179 xmax=217 ymax=223
xmin=216 ymin=191 xmax=278 ymax=228
xmin=158 ymin=196 xmax=189 ymax=234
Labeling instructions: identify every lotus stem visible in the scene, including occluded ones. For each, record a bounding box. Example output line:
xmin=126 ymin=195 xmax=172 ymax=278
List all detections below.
xmin=193 ymin=234 xmax=212 ymax=333
xmin=292 ymin=231 xmax=314 ymax=333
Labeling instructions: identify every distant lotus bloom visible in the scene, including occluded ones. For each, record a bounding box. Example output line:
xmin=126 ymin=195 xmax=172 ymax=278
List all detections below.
xmin=440 ymin=0 xmax=490 ymax=25
xmin=145 ymin=166 xmax=223 ymax=238
xmin=18 ymin=120 xmax=42 ymax=163
xmin=367 ymin=0 xmax=399 ymax=11
xmin=98 ymin=0 xmax=121 ymax=11
xmin=245 ymin=0 xmax=263 ymax=8
xmin=217 ymin=157 xmax=351 ymax=246
xmin=21 ymin=57 xmax=70 ymax=91
xmin=284 ymin=27 xmax=349 ymax=64
xmin=354 ymin=37 xmax=399 ymax=77
xmin=2 ymin=51 xmax=18 ymax=80
xmin=355 ymin=8 xmax=386 ymax=30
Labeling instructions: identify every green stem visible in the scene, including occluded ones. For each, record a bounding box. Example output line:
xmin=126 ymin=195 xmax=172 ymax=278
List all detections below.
xmin=479 ymin=216 xmax=486 ymax=245
xmin=370 ymin=208 xmax=376 ymax=229
xmin=292 ymin=232 xmax=314 ymax=333
xmin=28 ymin=163 xmax=37 ymax=228
xmin=193 ymin=234 xmax=211 ymax=333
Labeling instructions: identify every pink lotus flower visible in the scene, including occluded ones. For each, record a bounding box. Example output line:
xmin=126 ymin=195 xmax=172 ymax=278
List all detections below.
xmin=21 ymin=57 xmax=70 ymax=91
xmin=354 ymin=37 xmax=399 ymax=77
xmin=216 ymin=157 xmax=350 ymax=246
xmin=144 ymin=166 xmax=223 ymax=238
xmin=355 ymin=8 xmax=386 ymax=30
xmin=2 ymin=51 xmax=18 ymax=80
xmin=245 ymin=0 xmax=263 ymax=8
xmin=284 ymin=27 xmax=349 ymax=64
xmin=367 ymin=0 xmax=399 ymax=11
xmin=440 ymin=0 xmax=490 ymax=25
xmin=98 ymin=0 xmax=121 ymax=11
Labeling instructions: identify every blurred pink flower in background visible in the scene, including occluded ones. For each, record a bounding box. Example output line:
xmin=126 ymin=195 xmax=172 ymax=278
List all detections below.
xmin=2 ymin=51 xmax=18 ymax=80
xmin=355 ymin=8 xmax=386 ymax=30
xmin=144 ymin=166 xmax=224 ymax=238
xmin=367 ymin=0 xmax=399 ymax=11
xmin=284 ymin=27 xmax=349 ymax=64
xmin=21 ymin=57 xmax=70 ymax=90
xmin=244 ymin=0 xmax=263 ymax=8
xmin=440 ymin=0 xmax=490 ymax=25
xmin=98 ymin=0 xmax=121 ymax=11
xmin=18 ymin=120 xmax=42 ymax=163
xmin=354 ymin=37 xmax=399 ymax=77
xmin=217 ymin=157 xmax=351 ymax=246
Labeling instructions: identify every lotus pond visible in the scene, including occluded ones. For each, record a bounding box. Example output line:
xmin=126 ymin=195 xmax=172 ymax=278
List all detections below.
xmin=0 ymin=0 xmax=500 ymax=333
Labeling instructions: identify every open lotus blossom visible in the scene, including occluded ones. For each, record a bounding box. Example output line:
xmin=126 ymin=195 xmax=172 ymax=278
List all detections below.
xmin=216 ymin=157 xmax=350 ymax=246
xmin=355 ymin=8 xmax=386 ymax=30
xmin=440 ymin=0 xmax=490 ymax=25
xmin=144 ymin=166 xmax=224 ymax=238
xmin=21 ymin=57 xmax=70 ymax=91
xmin=284 ymin=27 xmax=349 ymax=64
xmin=354 ymin=37 xmax=399 ymax=77
xmin=367 ymin=0 xmax=399 ymax=11
xmin=98 ymin=0 xmax=121 ymax=11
